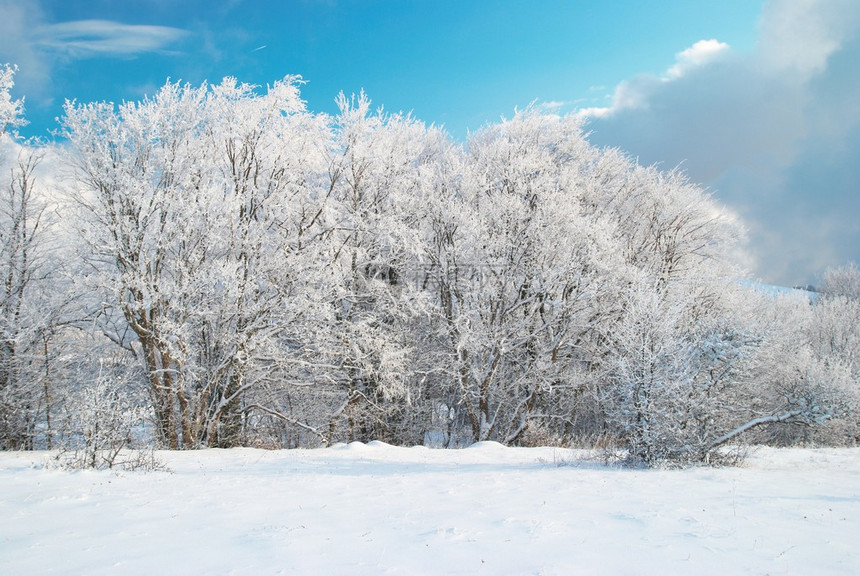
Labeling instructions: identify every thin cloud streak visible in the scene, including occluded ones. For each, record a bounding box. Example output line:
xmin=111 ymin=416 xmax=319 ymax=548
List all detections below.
xmin=35 ymin=19 xmax=188 ymax=57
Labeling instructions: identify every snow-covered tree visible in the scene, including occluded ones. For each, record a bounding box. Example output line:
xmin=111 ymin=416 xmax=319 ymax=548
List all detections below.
xmin=598 ymin=278 xmax=763 ymax=464
xmin=63 ymin=81 xmax=211 ymax=448
xmin=315 ymin=93 xmax=436 ymax=443
xmin=804 ymin=264 xmax=860 ymax=443
xmin=445 ymin=112 xmax=592 ymax=442
xmin=0 ymin=67 xmax=71 ymax=450
xmin=0 ymin=64 xmax=25 ymax=136
xmin=0 ymin=149 xmax=49 ymax=448
xmin=690 ymin=289 xmax=850 ymax=453
xmin=63 ymin=77 xmax=334 ymax=448
xmin=820 ymin=262 xmax=860 ymax=301
xmin=170 ymin=77 xmax=333 ymax=447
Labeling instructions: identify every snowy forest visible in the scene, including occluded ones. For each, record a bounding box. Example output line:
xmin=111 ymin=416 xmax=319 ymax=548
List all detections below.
xmin=2 ymin=64 xmax=859 ymax=467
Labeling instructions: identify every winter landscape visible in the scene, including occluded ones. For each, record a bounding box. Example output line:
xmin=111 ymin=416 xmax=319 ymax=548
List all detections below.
xmin=2 ymin=1 xmax=860 ymax=574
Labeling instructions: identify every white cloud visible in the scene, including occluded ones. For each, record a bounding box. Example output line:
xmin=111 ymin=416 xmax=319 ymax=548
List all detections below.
xmin=580 ymin=0 xmax=860 ymax=286
xmin=665 ymin=39 xmax=730 ymax=79
xmin=34 ymin=20 xmax=187 ymax=58
xmin=758 ymin=0 xmax=858 ymax=74
xmin=579 ymin=39 xmax=731 ymax=121
xmin=575 ymin=105 xmax=611 ymax=119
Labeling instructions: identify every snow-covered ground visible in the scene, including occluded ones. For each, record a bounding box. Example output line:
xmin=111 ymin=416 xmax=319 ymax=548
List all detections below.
xmin=1 ymin=443 xmax=858 ymax=575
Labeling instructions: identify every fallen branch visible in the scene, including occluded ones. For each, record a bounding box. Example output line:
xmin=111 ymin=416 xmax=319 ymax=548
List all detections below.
xmin=245 ymin=404 xmax=328 ymax=444
xmin=708 ymin=410 xmax=806 ymax=451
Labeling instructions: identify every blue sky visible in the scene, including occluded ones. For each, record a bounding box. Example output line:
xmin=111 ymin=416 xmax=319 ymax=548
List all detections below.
xmin=2 ymin=0 xmax=859 ymax=286
xmin=3 ymin=0 xmax=763 ymax=138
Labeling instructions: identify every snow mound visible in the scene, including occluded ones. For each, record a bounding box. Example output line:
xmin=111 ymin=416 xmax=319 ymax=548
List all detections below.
xmin=467 ymin=440 xmax=507 ymax=450
xmin=366 ymin=440 xmax=394 ymax=449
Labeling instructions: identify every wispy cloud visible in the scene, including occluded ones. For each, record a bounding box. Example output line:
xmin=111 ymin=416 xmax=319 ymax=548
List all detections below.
xmin=535 ymin=100 xmax=567 ymax=114
xmin=0 ymin=0 xmax=190 ymax=108
xmin=35 ymin=19 xmax=187 ymax=57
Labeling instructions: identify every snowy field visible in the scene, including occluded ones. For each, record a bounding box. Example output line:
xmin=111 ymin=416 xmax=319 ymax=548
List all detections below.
xmin=1 ymin=443 xmax=858 ymax=575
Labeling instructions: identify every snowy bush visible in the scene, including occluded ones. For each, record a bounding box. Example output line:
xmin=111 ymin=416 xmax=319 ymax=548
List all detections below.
xmin=58 ymin=367 xmax=162 ymax=471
